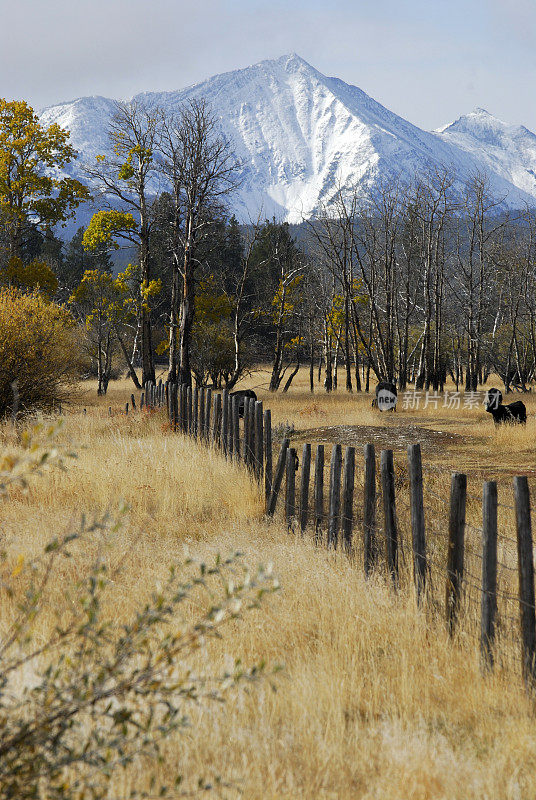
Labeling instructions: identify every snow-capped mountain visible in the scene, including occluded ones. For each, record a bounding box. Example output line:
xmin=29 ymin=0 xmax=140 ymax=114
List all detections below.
xmin=436 ymin=107 xmax=536 ymax=201
xmin=39 ymin=54 xmax=536 ymax=226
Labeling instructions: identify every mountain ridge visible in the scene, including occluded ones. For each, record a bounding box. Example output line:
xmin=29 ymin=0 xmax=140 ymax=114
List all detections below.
xmin=39 ymin=54 xmax=536 ymax=227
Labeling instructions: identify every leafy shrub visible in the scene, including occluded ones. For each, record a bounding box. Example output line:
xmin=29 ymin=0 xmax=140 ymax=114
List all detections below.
xmin=0 ymin=287 xmax=82 ymax=417
xmin=0 ymin=425 xmax=278 ymax=798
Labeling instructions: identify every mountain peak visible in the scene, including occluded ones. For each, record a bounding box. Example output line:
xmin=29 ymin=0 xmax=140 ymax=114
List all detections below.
xmin=275 ymin=52 xmax=312 ymax=69
xmin=438 ymin=107 xmax=507 ymax=136
xmin=249 ymin=52 xmax=323 ymax=81
xmin=437 ymin=105 xmax=536 ymax=200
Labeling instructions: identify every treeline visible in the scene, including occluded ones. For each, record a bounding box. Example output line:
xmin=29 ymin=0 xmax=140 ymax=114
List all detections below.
xmin=305 ymin=173 xmax=536 ymax=393
xmin=2 ymin=97 xmax=536 ymax=397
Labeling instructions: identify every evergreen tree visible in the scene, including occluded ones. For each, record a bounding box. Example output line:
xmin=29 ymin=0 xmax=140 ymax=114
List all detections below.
xmin=58 ymin=227 xmax=112 ymax=298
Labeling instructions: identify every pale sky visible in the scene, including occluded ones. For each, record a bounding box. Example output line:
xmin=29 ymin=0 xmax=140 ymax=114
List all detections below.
xmin=1 ymin=0 xmax=535 ymax=131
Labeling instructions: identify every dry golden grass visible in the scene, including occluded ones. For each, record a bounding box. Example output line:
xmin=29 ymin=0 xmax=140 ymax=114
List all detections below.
xmin=4 ymin=369 xmax=536 ymax=798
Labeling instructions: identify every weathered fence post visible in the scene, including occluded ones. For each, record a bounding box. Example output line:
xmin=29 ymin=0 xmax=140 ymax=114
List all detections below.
xmin=255 ymin=401 xmax=264 ymax=481
xmin=125 ymin=402 xmax=129 ymax=415
xmin=264 ymin=409 xmax=272 ymax=506
xmin=141 ymin=392 xmax=145 ymax=410
xmin=248 ymin=397 xmax=256 ymax=469
xmin=364 ymin=444 xmax=376 ymax=576
xmin=131 ymin=393 xmax=136 ymax=410
xmin=266 ymin=438 xmax=290 ymax=517
xmin=285 ymin=447 xmax=297 ymax=530
xmin=187 ymin=386 xmax=192 ymax=434
xmin=182 ymin=385 xmax=189 ymax=432
xmin=408 ymin=443 xmax=427 ymax=602
xmin=232 ymin=397 xmax=240 ymax=460
xmin=205 ymin=389 xmax=212 ymax=441
xmin=243 ymin=399 xmax=250 ymax=465
xmin=381 ymin=449 xmax=398 ymax=587
xmin=221 ymin=390 xmax=229 ymax=456
xmin=199 ymin=387 xmax=205 ymax=439
xmin=173 ymin=384 xmax=179 ymax=431
xmin=514 ymin=475 xmax=536 ymax=686
xmin=193 ymin=387 xmax=199 ymax=439
xmin=342 ymin=446 xmax=355 ymax=554
xmin=446 ymin=472 xmax=467 ymax=636
xmin=180 ymin=384 xmax=183 ymax=420
xmin=314 ymin=444 xmax=325 ymax=543
xmin=299 ymin=443 xmax=311 ymax=533
xmin=227 ymin=394 xmax=233 ymax=456
xmin=481 ymin=480 xmax=498 ymax=670
xmin=327 ymin=444 xmax=342 ymax=549
xmin=213 ymin=393 xmax=222 ymax=447
xmin=178 ymin=384 xmax=184 ymax=430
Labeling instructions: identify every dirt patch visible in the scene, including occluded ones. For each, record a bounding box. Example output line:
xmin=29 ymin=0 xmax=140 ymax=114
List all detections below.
xmin=291 ymin=423 xmax=465 ymax=455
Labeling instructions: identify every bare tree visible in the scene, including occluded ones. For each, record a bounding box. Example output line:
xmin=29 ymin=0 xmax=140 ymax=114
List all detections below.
xmin=255 ymin=223 xmax=305 ymax=392
xmin=224 ymin=221 xmax=266 ymax=390
xmin=85 ymin=100 xmax=161 ymax=385
xmin=450 ymin=173 xmax=508 ymax=390
xmin=159 ymin=99 xmax=240 ymax=386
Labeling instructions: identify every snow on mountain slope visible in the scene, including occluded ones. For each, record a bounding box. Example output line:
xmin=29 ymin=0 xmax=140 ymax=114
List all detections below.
xmin=40 ymin=95 xmax=119 ymax=175
xmin=39 ymin=55 xmax=536 ymax=225
xmin=436 ymin=107 xmax=536 ymax=200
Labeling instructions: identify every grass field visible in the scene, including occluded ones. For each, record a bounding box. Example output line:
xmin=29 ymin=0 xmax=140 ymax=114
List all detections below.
xmin=3 ymin=367 xmax=536 ymax=798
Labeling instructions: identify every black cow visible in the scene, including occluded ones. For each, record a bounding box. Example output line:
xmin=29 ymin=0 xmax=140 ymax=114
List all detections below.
xmin=372 ymin=381 xmax=398 ymax=411
xmin=229 ymin=388 xmax=257 ymax=418
xmin=485 ymin=388 xmax=527 ymax=424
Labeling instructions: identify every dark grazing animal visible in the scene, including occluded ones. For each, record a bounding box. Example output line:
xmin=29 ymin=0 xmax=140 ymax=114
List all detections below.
xmin=372 ymin=381 xmax=398 ymax=411
xmin=485 ymin=388 xmax=526 ymax=424
xmin=229 ymin=388 xmax=257 ymax=418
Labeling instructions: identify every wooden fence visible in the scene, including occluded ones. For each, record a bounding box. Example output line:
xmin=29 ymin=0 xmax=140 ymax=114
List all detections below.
xmin=126 ymin=379 xmax=536 ymax=688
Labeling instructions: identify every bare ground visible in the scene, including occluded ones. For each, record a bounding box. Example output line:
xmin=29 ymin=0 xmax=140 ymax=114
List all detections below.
xmin=292 ymin=421 xmax=465 ymax=456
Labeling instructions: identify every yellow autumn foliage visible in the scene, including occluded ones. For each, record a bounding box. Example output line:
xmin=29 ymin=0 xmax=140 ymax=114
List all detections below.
xmin=82 ymin=209 xmax=137 ymax=251
xmin=0 ymin=98 xmax=90 ymax=239
xmin=1 ymin=256 xmax=58 ymax=299
xmin=0 ymin=287 xmax=82 ymax=416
